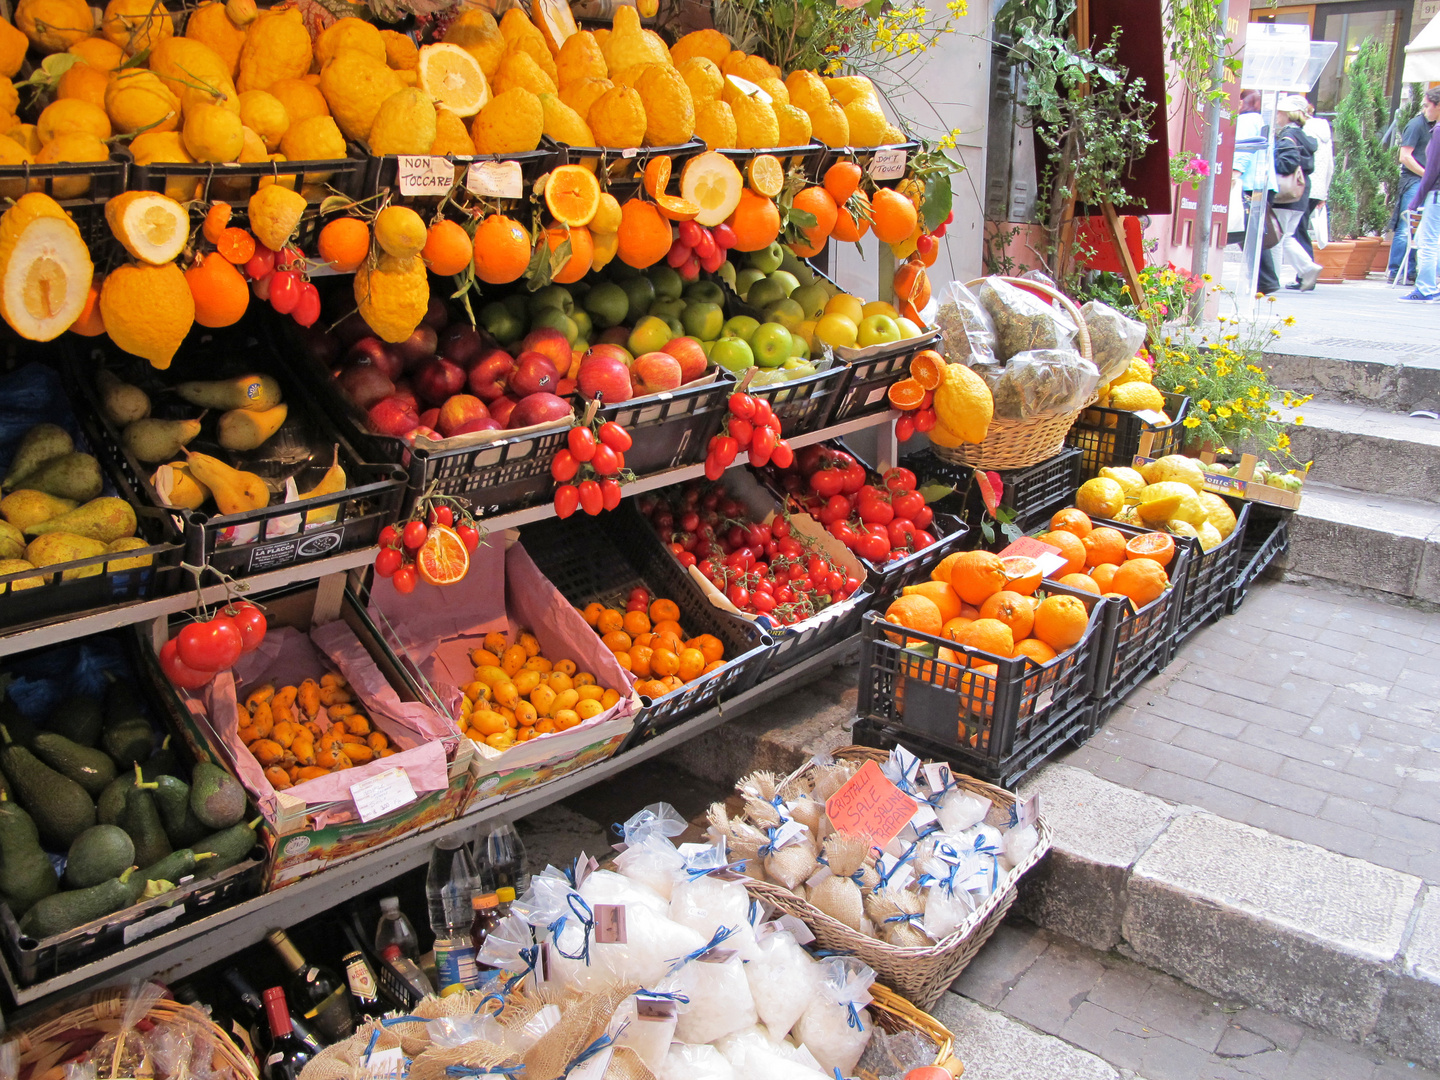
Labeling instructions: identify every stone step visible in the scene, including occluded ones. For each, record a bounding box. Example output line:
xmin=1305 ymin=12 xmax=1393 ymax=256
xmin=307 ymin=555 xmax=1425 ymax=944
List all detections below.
xmin=1276 ymin=399 xmax=1440 ymax=503
xmin=1262 ymin=344 xmax=1440 ymax=413
xmin=1285 ymin=481 xmax=1440 ymax=602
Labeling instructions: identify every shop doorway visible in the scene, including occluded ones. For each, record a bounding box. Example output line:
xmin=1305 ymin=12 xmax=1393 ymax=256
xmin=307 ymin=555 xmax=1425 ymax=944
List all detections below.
xmin=1255 ymin=0 xmax=1411 ymax=113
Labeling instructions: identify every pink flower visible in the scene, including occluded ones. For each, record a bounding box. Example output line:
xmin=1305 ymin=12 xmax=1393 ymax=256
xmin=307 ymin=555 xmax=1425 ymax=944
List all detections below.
xmin=837 ymin=0 xmax=866 ymax=10
xmin=1189 ymin=155 xmax=1212 ymax=177
xmin=1157 ymin=303 xmax=1169 ymax=316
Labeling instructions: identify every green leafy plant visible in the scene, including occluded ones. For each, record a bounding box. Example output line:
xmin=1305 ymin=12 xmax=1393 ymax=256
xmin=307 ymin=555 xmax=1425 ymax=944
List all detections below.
xmin=1163 ymin=0 xmax=1241 ymax=109
xmin=1329 ymin=37 xmax=1392 ymax=239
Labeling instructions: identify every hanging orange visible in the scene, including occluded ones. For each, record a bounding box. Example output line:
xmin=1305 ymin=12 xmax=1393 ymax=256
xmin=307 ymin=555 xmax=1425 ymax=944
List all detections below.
xmin=422 ymin=219 xmax=474 ymax=276
xmin=725 ymin=188 xmax=781 ymax=251
xmin=823 ymin=160 xmax=862 ymax=203
xmin=545 ymin=224 xmax=593 ymax=284
xmin=186 ymin=252 xmax=249 ymax=328
xmin=318 ymin=217 xmax=370 ymax=272
xmin=472 ymin=214 xmax=531 ymax=284
xmin=617 ymin=198 xmax=672 ymax=268
xmin=871 ymin=186 xmax=918 ymax=243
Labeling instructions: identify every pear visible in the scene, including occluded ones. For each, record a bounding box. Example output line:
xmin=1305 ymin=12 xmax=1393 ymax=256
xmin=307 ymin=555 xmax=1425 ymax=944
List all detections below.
xmin=25 ymin=533 xmax=106 ymax=580
xmin=3 ymin=424 xmax=73 ymax=491
xmin=298 ymin=446 xmax=346 ymax=525
xmin=0 ymin=559 xmax=42 ymax=593
xmin=123 ymin=417 xmax=203 ymax=464
xmin=150 ymin=461 xmax=210 ymax=511
xmin=217 ymin=402 xmax=288 ymax=452
xmin=97 ymin=370 xmax=151 ymax=426
xmin=22 ymin=452 xmax=103 ymax=502
xmin=0 ymin=520 xmax=23 ymax=560
xmin=105 ymin=536 xmax=153 ymax=571
xmin=25 ymin=497 xmax=137 ymax=543
xmin=0 ymin=490 xmax=78 ymax=532
xmin=184 ymin=452 xmax=269 ymax=515
xmin=175 ymin=375 xmax=282 ymax=411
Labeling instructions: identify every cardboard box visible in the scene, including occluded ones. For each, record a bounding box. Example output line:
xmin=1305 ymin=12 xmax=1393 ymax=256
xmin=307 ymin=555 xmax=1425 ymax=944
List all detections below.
xmin=1131 ymin=447 xmax=1304 ymax=511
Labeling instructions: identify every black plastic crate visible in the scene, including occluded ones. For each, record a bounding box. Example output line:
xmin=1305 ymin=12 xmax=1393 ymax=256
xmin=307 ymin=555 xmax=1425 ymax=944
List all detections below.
xmin=746 ymin=363 xmax=848 ymax=438
xmin=1066 ymin=392 xmax=1190 ymax=480
xmin=66 ymin=325 xmax=408 ymax=579
xmin=363 ymin=146 xmax=557 ymax=203
xmin=519 ymin=501 xmax=772 ymax=744
xmin=1170 ymin=496 xmax=1251 ymax=644
xmin=551 ymin=137 xmax=707 ymax=198
xmin=855 ymin=581 xmax=1105 ymax=786
xmin=0 ymin=157 xmax=128 ymax=247
xmin=1226 ymin=504 xmax=1290 ymax=615
xmin=596 ymin=369 xmax=735 ymax=476
xmin=829 ymin=329 xmax=942 ymax=424
xmin=717 ymin=143 xmax=827 ymax=180
xmin=903 ymin=446 xmax=1084 ymax=539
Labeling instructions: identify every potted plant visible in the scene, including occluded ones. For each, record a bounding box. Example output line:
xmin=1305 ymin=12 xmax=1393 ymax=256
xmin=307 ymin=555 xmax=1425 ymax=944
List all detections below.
xmin=1328 ymin=38 xmax=1391 ymax=276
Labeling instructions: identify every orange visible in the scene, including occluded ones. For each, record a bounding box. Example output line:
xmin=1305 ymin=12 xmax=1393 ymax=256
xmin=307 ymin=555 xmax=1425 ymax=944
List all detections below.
xmin=473 ymin=214 xmax=531 ymax=283
xmin=545 ymin=163 xmax=602 ymax=226
xmin=596 ymin=608 xmax=624 ymax=634
xmin=628 ymin=644 xmax=653 ymax=677
xmin=1089 ymin=562 xmax=1120 ymax=593
xmin=649 ymin=598 xmax=680 ymax=623
xmin=644 ymin=155 xmax=673 ymax=198
xmin=1033 ymin=594 xmax=1089 ymax=652
xmin=72 ymin=279 xmax=105 ymax=337
xmin=651 ymin=630 xmax=682 ymax=655
xmin=202 ymin=202 xmax=231 ymax=244
xmin=545 ymin=224 xmax=593 ymax=284
xmin=871 ymin=186 xmax=918 ymax=244
xmin=185 ymin=252 xmax=249 ymax=329
xmin=1049 ymin=508 xmax=1093 ymax=538
xmin=611 ymin=651 xmax=632 ymax=672
xmin=902 ymin=580 xmax=962 ymax=623
xmin=748 ymin=154 xmax=784 ymax=197
xmin=650 ymin=648 xmax=680 ymax=677
xmin=940 ymin=616 xmax=973 ymax=641
xmin=978 ymin=590 xmax=1034 ymax=641
xmin=653 ymin=619 xmax=684 ymax=639
xmin=216 ymin=227 xmax=256 ymax=265
xmin=703 ymin=660 xmax=725 ymax=675
xmin=726 ymin=188 xmax=782 ymax=251
xmin=1000 ymin=555 xmax=1042 ymax=596
xmin=633 ymin=632 xmax=655 ymax=649
xmin=791 ymin=185 xmax=838 ymax=249
xmin=414 ymin=525 xmax=470 ymax=586
xmin=692 ymin=634 xmax=723 ymax=663
xmin=949 ymin=659 xmax=996 ymax=719
xmin=948 ymin=617 xmax=1014 ymax=658
xmin=622 ymin=610 xmax=651 ymax=636
xmin=823 ymin=160 xmax=862 ymax=204
xmin=1038 ymin=531 xmax=1086 ymax=576
xmin=600 ymin=629 xmax=632 ymax=652
xmin=1125 ymin=532 xmax=1175 ymax=568
xmin=892 ymin=261 xmax=931 ymax=308
xmin=948 ymin=550 xmax=1006 ymax=606
xmin=1058 ymin=572 xmax=1100 ymax=595
xmin=1082 ymin=527 xmax=1126 ymax=567
xmin=618 ymin=198 xmax=673 ymax=268
xmin=582 ymin=601 xmax=605 ymax=626
xmin=829 ymin=192 xmax=869 ymax=243
xmin=422 ymin=219 xmax=473 ymax=276
xmin=1014 ymin=638 xmax=1057 ymax=665
xmin=931 ymin=551 xmax=964 ymax=586
xmin=909 ymin=349 xmax=944 ymax=391
xmin=883 ymin=593 xmax=943 ymax=644
xmin=959 ymin=604 xmax=982 ymax=621
xmin=677 ymin=647 xmax=705 ymax=680
xmin=1111 ymin=559 xmax=1169 ymax=608
xmin=318 ymin=216 xmax=370 ymax=272
xmin=887 ymin=378 xmax=925 ymax=410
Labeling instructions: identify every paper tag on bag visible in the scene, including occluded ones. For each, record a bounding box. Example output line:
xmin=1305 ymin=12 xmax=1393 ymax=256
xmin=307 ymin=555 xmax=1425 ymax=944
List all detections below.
xmin=1014 ymin=793 xmax=1040 ymax=829
xmin=567 ymin=1048 xmax=612 ymax=1080
xmin=771 ymin=818 xmax=810 ymax=849
xmin=826 ymin=760 xmax=919 ymax=845
xmin=778 ymin=914 xmax=816 ymax=944
xmin=396 ymin=156 xmax=455 ymax=196
xmin=636 ymin=995 xmax=679 ymax=1020
xmin=350 ymin=767 xmax=417 ymax=822
xmin=1134 ymin=409 xmax=1170 ymax=426
xmin=593 ymin=903 xmax=627 ymax=944
xmin=869 ymin=148 xmax=907 ymax=181
xmin=466 ymin=159 xmax=524 ymax=199
xmin=922 ymin=762 xmax=952 ymax=795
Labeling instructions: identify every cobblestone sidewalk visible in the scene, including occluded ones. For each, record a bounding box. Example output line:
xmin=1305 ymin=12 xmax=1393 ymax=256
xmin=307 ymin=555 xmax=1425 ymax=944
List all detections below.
xmin=1063 ymin=579 xmax=1440 ymax=883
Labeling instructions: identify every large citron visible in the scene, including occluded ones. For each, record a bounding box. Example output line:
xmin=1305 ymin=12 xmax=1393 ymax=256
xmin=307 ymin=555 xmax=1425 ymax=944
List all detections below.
xmin=356 ymin=254 xmax=428 ymax=343
xmin=0 ymin=193 xmax=94 ymax=342
xmin=99 ymin=262 xmax=194 ymax=368
xmin=933 ymin=363 xmax=993 ymax=445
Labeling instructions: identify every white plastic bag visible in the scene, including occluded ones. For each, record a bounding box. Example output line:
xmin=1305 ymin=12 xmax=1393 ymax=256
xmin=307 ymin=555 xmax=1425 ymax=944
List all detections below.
xmin=673 ymin=952 xmax=757 ymax=1044
xmin=793 ymin=958 xmax=875 ymax=1075
xmin=937 ymin=789 xmax=990 ymax=833
xmin=744 ymin=929 xmax=823 ymax=1040
xmin=657 ymin=1042 xmax=735 ymax=1080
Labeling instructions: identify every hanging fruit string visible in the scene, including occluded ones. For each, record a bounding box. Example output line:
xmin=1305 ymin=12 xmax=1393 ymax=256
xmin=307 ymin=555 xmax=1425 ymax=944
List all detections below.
xmin=160 ymin=562 xmax=268 ymax=688
xmin=552 ymin=399 xmax=634 ymax=518
xmin=373 ymin=483 xmax=483 ymax=593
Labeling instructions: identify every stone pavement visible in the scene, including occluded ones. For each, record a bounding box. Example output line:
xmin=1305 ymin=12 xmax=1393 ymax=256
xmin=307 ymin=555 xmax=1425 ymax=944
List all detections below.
xmin=1061 ymin=578 xmax=1440 ymax=884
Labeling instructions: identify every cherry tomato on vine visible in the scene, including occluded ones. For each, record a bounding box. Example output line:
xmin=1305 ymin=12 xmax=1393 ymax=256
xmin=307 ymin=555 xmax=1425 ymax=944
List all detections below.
xmin=375 ymin=547 xmax=403 ymax=578
xmin=704 ymin=451 xmax=725 ymax=481
xmin=568 ymin=426 xmax=597 ymax=463
xmin=160 ymin=638 xmax=213 ymax=689
xmin=578 ymin=479 xmax=603 ymax=515
xmin=292 ymin=282 xmax=321 ymax=327
xmin=268 ymin=271 xmax=302 ymax=315
xmin=428 ymin=505 xmax=454 ymax=527
xmin=393 ymin=565 xmax=418 ymax=594
xmin=600 ymin=477 xmax=623 ymax=511
xmin=551 ymin=449 xmax=579 ymax=482
xmin=403 ymin=520 xmax=428 ymax=549
xmin=177 ymin=615 xmax=243 ymax=672
xmin=770 ymin=439 xmax=793 ymax=469
xmin=750 ymin=426 xmax=776 ymax=467
xmin=598 ymin=422 xmax=632 ymax=451
xmin=884 ymin=467 xmax=917 ymax=493
xmin=378 ymin=524 xmax=399 ymax=549
xmin=728 ymin=393 xmax=756 ymax=420
xmin=554 ymin=484 xmax=580 ymax=519
xmin=895 ymin=413 xmax=916 ymax=442
xmin=225 ymin=601 xmax=268 ymax=653
xmin=455 ymin=523 xmax=480 ymax=551
xmin=591 ymin=443 xmax=621 ymax=476
xmin=243 ymin=244 xmax=276 ymax=280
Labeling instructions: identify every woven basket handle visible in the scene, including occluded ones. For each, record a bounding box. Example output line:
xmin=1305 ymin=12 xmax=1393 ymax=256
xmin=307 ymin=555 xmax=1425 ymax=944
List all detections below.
xmin=964 ymin=276 xmax=1093 ymax=363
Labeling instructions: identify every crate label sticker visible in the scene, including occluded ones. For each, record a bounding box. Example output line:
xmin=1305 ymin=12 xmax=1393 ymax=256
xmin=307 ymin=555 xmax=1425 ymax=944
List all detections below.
xmin=1133 ymin=409 xmax=1169 ymax=426
xmin=1014 ymin=793 xmax=1040 ymax=829
xmin=350 ymin=766 xmax=417 ymax=822
xmin=122 ymin=902 xmax=186 ymax=944
xmin=1034 ymin=687 xmax=1054 ymax=714
xmin=825 ymin=759 xmax=918 ymax=845
xmin=999 ymin=535 xmax=1068 ymax=578
xmin=593 ymin=903 xmax=627 ymax=944
xmin=247 ymin=528 xmax=343 ymax=573
xmin=866 ymin=386 xmax=888 ymax=405
xmin=622 ymin=147 xmax=639 ymax=159
xmin=466 ymin=160 xmax=524 ymax=199
xmin=869 ymin=149 xmax=907 ymax=181
xmin=397 ymin=156 xmax=454 ymax=195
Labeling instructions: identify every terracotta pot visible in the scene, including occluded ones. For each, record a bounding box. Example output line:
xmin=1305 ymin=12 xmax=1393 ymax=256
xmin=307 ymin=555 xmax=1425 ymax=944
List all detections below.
xmin=1371 ymin=239 xmax=1392 ymax=273
xmin=1344 ymin=236 xmax=1381 ymax=279
xmin=1318 ymin=240 xmax=1354 ymax=283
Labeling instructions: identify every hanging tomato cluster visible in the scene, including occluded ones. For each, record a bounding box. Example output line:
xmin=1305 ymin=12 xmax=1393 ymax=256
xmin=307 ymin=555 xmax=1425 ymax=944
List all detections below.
xmin=552 ymin=418 xmax=633 ymax=518
xmin=670 ymin=220 xmax=740 ymax=278
xmin=200 ymin=203 xmax=321 ymax=329
xmin=704 ymin=393 xmax=793 ymax=480
xmin=161 ymin=600 xmax=268 ymax=689
xmin=375 ymin=495 xmax=482 ymax=594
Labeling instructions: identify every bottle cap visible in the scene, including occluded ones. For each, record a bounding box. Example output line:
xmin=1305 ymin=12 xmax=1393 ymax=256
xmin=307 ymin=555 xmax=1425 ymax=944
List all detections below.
xmin=380 ymin=896 xmax=399 ymax=912
xmin=497 ymin=887 xmax=516 ymax=903
xmin=439 ymin=983 xmax=466 ymax=998
xmin=471 ymin=893 xmax=499 ymax=910
xmin=382 ymin=944 xmax=402 ymax=961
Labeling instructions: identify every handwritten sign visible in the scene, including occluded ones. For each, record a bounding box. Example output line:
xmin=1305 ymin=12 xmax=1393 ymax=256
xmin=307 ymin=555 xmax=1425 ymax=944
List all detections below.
xmin=869 ymin=148 xmax=908 ymax=181
xmin=825 ymin=760 xmax=919 ymax=845
xmin=396 ymin=156 xmax=454 ymax=196
xmin=467 ymin=160 xmax=524 ymax=199
xmin=350 ymin=766 xmax=417 ymax=822
xmin=999 ymin=535 xmax=1068 ymax=579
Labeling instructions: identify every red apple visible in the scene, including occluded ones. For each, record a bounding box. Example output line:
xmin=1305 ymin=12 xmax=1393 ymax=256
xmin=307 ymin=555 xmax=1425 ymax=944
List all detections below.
xmin=510 ymin=352 xmax=560 ymax=398
xmin=588 ymin=342 xmax=633 ymax=366
xmin=338 ymin=361 xmax=395 ymax=411
xmin=488 ymin=395 xmax=519 ymax=426
xmin=508 ymin=392 xmax=573 ymax=429
xmin=368 ymin=396 xmax=420 ymax=437
xmin=348 ymin=336 xmax=404 ymax=381
xmin=662 ymin=336 xmax=708 ymax=384
xmin=419 ymin=407 xmax=440 ymax=429
xmin=577 ymin=351 xmax=633 ymax=404
xmin=632 ymin=351 xmax=684 ymax=395
xmin=467 ymin=349 xmax=514 ymax=400
xmin=437 ymin=394 xmax=490 ymax=437
xmin=440 ymin=323 xmax=485 ymax=368
xmin=556 ymin=378 xmax=576 ymax=395
xmin=449 ymin=416 xmax=502 ymax=437
xmin=397 ymin=324 xmax=438 ymax=368
xmin=402 ymin=425 xmax=441 ymax=446
xmin=392 ymin=378 xmax=417 ymax=408
xmin=422 ymin=295 xmax=449 ymax=329
xmin=414 ymin=357 xmax=466 ymax=407
xmin=520 ymin=327 xmax=572 ymax=374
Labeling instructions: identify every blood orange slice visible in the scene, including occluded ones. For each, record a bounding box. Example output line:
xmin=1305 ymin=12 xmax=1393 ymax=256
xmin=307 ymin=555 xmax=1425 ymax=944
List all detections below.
xmin=417 ymin=525 xmax=470 ymax=586
xmin=1000 ymin=555 xmax=1042 ymax=596
xmin=1124 ymin=532 xmax=1175 ymax=568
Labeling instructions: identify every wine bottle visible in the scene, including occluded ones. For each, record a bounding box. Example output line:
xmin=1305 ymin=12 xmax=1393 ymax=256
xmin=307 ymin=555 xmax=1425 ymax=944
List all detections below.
xmin=266 ymin=929 xmax=357 ymax=1041
xmin=261 ymin=987 xmax=314 ymax=1080
xmin=222 ymin=968 xmax=323 ymax=1060
xmin=341 ymin=924 xmax=383 ymax=1020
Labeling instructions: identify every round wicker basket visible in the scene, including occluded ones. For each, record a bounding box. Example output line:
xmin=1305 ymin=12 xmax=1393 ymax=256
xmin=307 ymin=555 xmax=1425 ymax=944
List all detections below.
xmin=868 ymin=983 xmax=964 ymax=1077
xmin=931 ymin=276 xmax=1095 ymax=471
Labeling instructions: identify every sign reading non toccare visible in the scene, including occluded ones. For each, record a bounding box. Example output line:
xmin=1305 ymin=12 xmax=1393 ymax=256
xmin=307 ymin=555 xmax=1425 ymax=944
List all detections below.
xmin=825 ymin=760 xmax=919 ymax=845
xmin=397 ymin=156 xmax=455 ymax=196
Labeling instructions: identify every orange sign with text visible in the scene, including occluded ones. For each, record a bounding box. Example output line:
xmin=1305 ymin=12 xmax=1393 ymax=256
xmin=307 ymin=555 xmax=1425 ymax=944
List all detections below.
xmin=825 ymin=761 xmax=919 ymax=846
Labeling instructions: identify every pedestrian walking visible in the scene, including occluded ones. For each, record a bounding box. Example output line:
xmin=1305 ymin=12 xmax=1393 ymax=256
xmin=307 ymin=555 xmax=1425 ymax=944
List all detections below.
xmin=1293 ymin=100 xmax=1332 ymax=268
xmin=1401 ymin=119 xmax=1440 ymax=301
xmin=1388 ymin=87 xmax=1440 ymax=285
xmin=1272 ymin=96 xmax=1322 ymax=291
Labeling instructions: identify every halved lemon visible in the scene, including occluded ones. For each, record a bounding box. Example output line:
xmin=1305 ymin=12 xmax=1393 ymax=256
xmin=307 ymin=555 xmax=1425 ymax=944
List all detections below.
xmin=679 ymin=150 xmax=743 ymax=227
xmin=417 ymin=524 xmax=470 ymax=586
xmin=544 ymin=164 xmax=602 ymax=227
xmin=747 ymin=153 xmax=783 ymax=198
xmin=417 ymin=43 xmax=489 ymax=119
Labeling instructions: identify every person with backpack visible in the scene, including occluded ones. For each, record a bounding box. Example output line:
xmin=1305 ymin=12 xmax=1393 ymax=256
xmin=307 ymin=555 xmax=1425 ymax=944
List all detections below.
xmin=1271 ymin=95 xmax=1322 ymax=291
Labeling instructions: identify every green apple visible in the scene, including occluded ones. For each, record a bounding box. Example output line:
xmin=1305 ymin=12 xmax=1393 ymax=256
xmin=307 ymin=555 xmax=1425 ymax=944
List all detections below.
xmin=501 ymin=293 xmax=529 ymax=324
xmin=532 ymin=307 xmax=579 ymax=344
xmin=768 ymin=270 xmax=800 ymax=297
xmin=621 ymin=276 xmax=655 ymax=322
xmin=710 ymin=334 xmax=755 ymax=374
xmin=664 ymin=315 xmax=685 ymax=338
xmin=779 ymin=247 xmax=816 ymax=286
xmin=764 ymin=298 xmax=805 ymax=331
xmin=717 ymin=260 xmax=737 ymax=291
xmin=700 ymin=339 xmax=714 ymax=358
xmin=584 ymin=281 xmax=630 ymax=328
xmin=479 ymin=301 xmax=525 ymax=345
xmin=682 ymin=301 xmax=725 ymax=340
xmin=790 ymin=282 xmax=829 ymax=320
xmin=684 ymin=280 xmax=726 ymax=306
xmin=857 ymin=313 xmax=903 ymax=348
xmin=782 ymin=358 xmax=816 ymax=379
xmin=751 ymin=322 xmax=793 ymax=368
xmin=789 ymin=331 xmax=810 ymax=359
xmin=722 ymin=314 xmax=760 ymax=341
xmin=528 ymin=284 xmax=574 ymax=317
xmin=628 ymin=314 xmax=673 ymax=356
xmin=735 ymin=267 xmax=765 ymax=299
xmin=748 ymin=242 xmax=784 ymax=273
xmin=571 ymin=309 xmax=593 ymax=341
xmin=897 ymin=317 xmax=923 ymax=338
xmin=743 ymin=277 xmax=783 ymax=310
xmin=650 ymin=297 xmax=686 ymax=322
xmin=649 ymin=264 xmax=684 ymax=301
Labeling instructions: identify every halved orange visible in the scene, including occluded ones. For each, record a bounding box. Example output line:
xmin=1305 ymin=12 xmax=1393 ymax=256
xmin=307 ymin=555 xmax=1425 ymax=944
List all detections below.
xmin=1125 ymin=532 xmax=1175 ymax=567
xmin=887 ymin=377 xmax=925 ymax=410
xmin=655 ymin=192 xmax=702 ymax=222
xmin=416 ymin=525 xmax=470 ymax=586
xmin=909 ymin=349 xmax=944 ymax=391
xmin=1000 ymin=555 xmax=1042 ymax=596
xmin=544 ymin=165 xmax=601 ymax=227
xmin=748 ymin=154 xmax=784 ymax=198
xmin=644 ymin=155 xmax=702 ymax=220
xmin=644 ymin=155 xmax=673 ymax=198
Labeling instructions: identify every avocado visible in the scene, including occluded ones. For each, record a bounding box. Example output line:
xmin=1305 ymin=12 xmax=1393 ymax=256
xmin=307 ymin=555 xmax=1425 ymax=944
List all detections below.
xmin=150 ymin=774 xmax=208 ymax=846
xmin=136 ymin=847 xmax=214 ymax=893
xmin=121 ymin=785 xmax=171 ymax=868
xmin=44 ymin=694 xmax=103 ymax=747
xmin=97 ymin=773 xmax=139 ymax=826
xmin=31 ymin=732 xmax=117 ymax=797
xmin=102 ymin=678 xmax=153 ymax=767
xmin=146 ymin=734 xmax=180 ymax=778
xmin=193 ymin=818 xmax=259 ymax=876
xmin=0 ymin=793 xmax=58 ymax=918
xmin=190 ymin=761 xmax=245 ymax=830
xmin=0 ymin=725 xmax=96 ymax=849
xmin=0 ymin=698 xmax=38 ymax=749
xmin=19 ymin=868 xmax=136 ymax=939
xmin=65 ymin=824 xmax=135 ymax=889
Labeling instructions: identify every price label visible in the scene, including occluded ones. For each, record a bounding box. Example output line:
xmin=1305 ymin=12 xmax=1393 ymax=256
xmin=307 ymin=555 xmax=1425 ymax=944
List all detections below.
xmin=466 ymin=159 xmax=524 ymax=199
xmin=396 ymin=155 xmax=454 ymax=196
xmin=122 ymin=902 xmax=186 ymax=944
xmin=1134 ymin=408 xmax=1170 ymax=426
xmin=825 ymin=760 xmax=919 ymax=845
xmin=869 ymin=148 xmax=908 ymax=181
xmin=1015 ymin=792 xmax=1040 ymax=829
xmin=999 ymin=535 xmax=1069 ymax=579
xmin=593 ymin=903 xmax=627 ymax=944
xmin=922 ymin=762 xmax=952 ymax=794
xmin=350 ymin=766 xmax=417 ymax=822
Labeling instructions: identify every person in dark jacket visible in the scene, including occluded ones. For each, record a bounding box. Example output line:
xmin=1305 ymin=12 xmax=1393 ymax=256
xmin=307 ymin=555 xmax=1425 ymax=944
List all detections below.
xmin=1271 ymin=95 xmax=1321 ymax=290
xmin=1402 ymin=122 xmax=1440 ymax=300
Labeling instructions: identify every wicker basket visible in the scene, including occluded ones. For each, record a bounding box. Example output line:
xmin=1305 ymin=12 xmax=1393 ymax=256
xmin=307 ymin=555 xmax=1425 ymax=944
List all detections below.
xmin=13 ymin=993 xmax=257 ymax=1080
xmin=932 ymin=276 xmax=1095 ymax=471
xmin=868 ymin=983 xmax=964 ymax=1077
xmin=743 ymin=746 xmax=1051 ymax=1010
